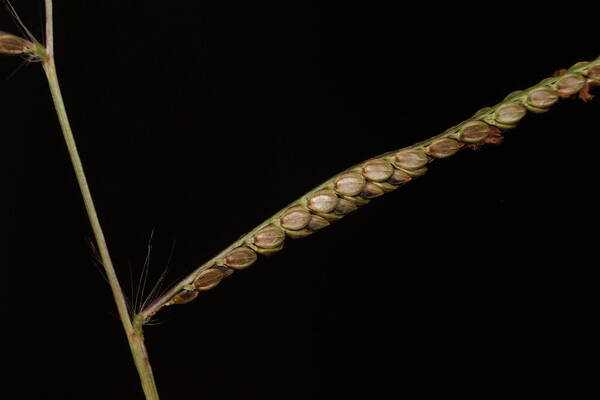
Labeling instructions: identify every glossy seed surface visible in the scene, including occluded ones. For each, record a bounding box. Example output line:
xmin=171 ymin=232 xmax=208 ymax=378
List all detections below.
xmin=194 ymin=268 xmax=225 ymax=290
xmin=495 ymin=102 xmax=526 ymax=125
xmin=459 ymin=121 xmax=491 ymax=143
xmin=307 ymin=190 xmax=339 ymax=213
xmin=362 ymin=160 xmax=394 ymax=182
xmin=254 ymin=226 xmax=286 ymax=249
xmin=334 ymin=173 xmax=366 ymax=196
xmin=280 ymin=206 xmax=311 ymax=230
xmin=557 ymin=74 xmax=585 ymax=95
xmin=427 ymin=138 xmax=461 ymax=158
xmin=225 ymin=247 xmax=258 ymax=270
xmin=527 ymin=87 xmax=558 ymax=108
xmin=394 ymin=150 xmax=429 ymax=170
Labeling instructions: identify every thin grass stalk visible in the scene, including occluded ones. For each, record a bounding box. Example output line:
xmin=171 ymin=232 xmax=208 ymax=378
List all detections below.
xmin=139 ymin=56 xmax=600 ymax=323
xmin=41 ymin=1 xmax=159 ymax=398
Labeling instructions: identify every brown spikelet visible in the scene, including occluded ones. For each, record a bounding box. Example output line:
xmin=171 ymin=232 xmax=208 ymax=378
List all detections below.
xmin=467 ymin=126 xmax=504 ymax=150
xmin=280 ymin=206 xmax=311 ymax=230
xmin=556 ymin=73 xmax=586 ymax=98
xmin=253 ymin=226 xmax=286 ymax=249
xmin=307 ymin=190 xmax=339 ymax=213
xmin=0 ymin=31 xmax=34 ymax=55
xmin=225 ymin=247 xmax=258 ymax=270
xmin=169 ymin=288 xmax=199 ymax=305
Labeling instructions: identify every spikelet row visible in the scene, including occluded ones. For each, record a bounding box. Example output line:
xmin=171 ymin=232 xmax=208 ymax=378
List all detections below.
xmin=166 ymin=59 xmax=600 ymax=306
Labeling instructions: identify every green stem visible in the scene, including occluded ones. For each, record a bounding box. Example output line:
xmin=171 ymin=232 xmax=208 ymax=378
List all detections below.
xmin=42 ymin=1 xmax=159 ymax=399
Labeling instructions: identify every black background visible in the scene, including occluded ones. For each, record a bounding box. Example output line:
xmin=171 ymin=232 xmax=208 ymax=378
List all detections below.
xmin=6 ymin=1 xmax=599 ymax=399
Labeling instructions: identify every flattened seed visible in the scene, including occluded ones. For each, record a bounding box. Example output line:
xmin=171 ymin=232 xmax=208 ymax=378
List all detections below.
xmin=307 ymin=190 xmax=339 ymax=213
xmin=360 ymin=182 xmax=385 ymax=199
xmin=394 ymin=150 xmax=429 ymax=170
xmin=335 ymin=198 xmax=358 ymax=215
xmin=557 ymin=73 xmax=585 ymax=95
xmin=334 ymin=173 xmax=366 ymax=196
xmin=459 ymin=121 xmax=491 ymax=143
xmin=307 ymin=215 xmax=330 ymax=231
xmin=527 ymin=87 xmax=558 ymax=108
xmin=495 ymin=102 xmax=526 ymax=125
xmin=254 ymin=226 xmax=286 ymax=249
xmin=427 ymin=138 xmax=461 ymax=158
xmin=361 ymin=160 xmax=394 ymax=182
xmin=280 ymin=206 xmax=311 ymax=230
xmin=387 ymin=169 xmax=412 ymax=185
xmin=225 ymin=247 xmax=257 ymax=270
xmin=194 ymin=268 xmax=225 ymax=290
xmin=170 ymin=289 xmax=199 ymax=305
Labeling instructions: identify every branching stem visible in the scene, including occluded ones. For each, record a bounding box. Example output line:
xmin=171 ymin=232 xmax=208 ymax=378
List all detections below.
xmin=41 ymin=1 xmax=159 ymax=398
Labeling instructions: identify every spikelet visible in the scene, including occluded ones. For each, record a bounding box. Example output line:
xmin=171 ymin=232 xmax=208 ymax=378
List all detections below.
xmin=0 ymin=31 xmax=33 ymax=54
